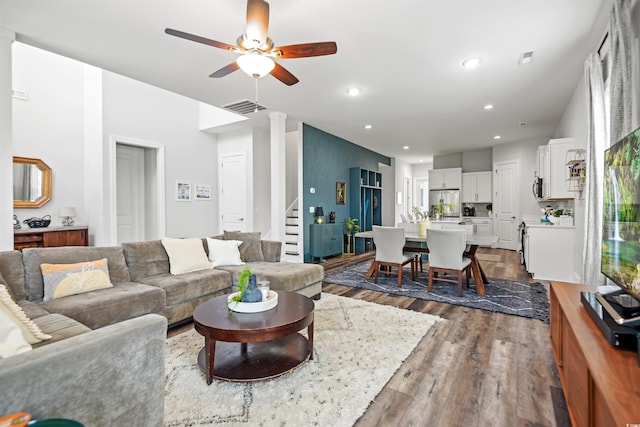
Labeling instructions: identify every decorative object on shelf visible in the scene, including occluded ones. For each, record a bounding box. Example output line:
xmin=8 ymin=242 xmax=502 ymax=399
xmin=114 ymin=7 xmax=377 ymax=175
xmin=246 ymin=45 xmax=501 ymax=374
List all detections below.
xmin=565 ymin=148 xmax=586 ymax=194
xmin=13 ymin=215 xmax=21 ymax=229
xmin=23 ymin=215 xmax=51 ymax=228
xmin=336 ymin=181 xmax=346 ymax=204
xmin=343 ymin=217 xmax=360 ymax=255
xmin=315 ymin=206 xmax=325 ymax=224
xmin=59 ymin=207 xmax=77 ymax=226
xmin=329 ymin=211 xmax=336 ymax=223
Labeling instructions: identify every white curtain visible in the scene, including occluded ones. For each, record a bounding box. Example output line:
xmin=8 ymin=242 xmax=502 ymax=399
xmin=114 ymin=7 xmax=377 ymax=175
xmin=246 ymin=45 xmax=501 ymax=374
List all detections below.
xmin=609 ymin=0 xmax=634 ymax=142
xmin=582 ymin=54 xmax=608 ymax=286
xmin=582 ymin=0 xmax=635 ymax=285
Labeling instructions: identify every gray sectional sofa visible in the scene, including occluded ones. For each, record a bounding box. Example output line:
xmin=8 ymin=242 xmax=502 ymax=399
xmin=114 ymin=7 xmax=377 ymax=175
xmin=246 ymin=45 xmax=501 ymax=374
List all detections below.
xmin=0 ymin=235 xmax=324 ymax=426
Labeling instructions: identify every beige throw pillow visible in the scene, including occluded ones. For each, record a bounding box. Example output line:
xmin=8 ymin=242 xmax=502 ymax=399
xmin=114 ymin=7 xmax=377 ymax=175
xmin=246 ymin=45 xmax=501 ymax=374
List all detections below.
xmin=0 ymin=284 xmax=51 ymax=345
xmin=41 ymin=258 xmax=113 ymax=301
xmin=161 ymin=237 xmax=213 ymax=275
xmin=0 ymin=309 xmax=31 ymax=358
xmin=206 ymin=237 xmax=244 ymax=267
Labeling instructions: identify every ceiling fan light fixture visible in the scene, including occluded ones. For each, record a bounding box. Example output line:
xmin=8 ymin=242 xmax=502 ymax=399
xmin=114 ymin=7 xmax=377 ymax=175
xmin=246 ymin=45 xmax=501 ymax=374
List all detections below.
xmin=237 ymin=53 xmax=275 ymax=78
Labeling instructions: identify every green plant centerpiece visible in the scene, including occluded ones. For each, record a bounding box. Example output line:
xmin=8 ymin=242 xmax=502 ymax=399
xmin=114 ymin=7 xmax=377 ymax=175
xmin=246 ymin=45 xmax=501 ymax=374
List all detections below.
xmin=230 ymin=267 xmax=262 ymax=304
xmin=411 ymin=206 xmax=429 ymax=221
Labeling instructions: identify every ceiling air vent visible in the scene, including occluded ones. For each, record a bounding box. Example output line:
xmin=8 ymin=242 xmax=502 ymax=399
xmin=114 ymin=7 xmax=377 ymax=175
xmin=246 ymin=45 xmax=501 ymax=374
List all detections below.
xmin=222 ymin=99 xmax=267 ymax=115
xmin=518 ymin=50 xmax=535 ymax=65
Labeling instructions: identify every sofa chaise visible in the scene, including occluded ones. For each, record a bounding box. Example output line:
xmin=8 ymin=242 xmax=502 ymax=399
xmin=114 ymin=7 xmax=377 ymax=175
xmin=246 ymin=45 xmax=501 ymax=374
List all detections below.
xmin=0 ymin=232 xmax=324 ymax=426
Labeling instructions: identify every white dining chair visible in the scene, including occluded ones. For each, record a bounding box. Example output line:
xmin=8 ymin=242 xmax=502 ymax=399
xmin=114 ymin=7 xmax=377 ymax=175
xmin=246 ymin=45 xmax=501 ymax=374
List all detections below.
xmin=427 ymin=228 xmax=472 ymax=296
xmin=372 ymin=226 xmax=416 ymax=288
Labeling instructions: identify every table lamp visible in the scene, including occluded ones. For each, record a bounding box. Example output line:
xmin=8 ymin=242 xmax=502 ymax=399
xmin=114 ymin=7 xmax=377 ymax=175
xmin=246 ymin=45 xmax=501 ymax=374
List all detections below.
xmin=315 ymin=206 xmax=324 ymax=224
xmin=59 ymin=207 xmax=77 ymax=226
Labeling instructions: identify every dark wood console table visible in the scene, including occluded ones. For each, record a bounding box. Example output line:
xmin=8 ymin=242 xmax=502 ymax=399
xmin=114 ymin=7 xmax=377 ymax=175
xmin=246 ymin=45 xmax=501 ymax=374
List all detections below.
xmin=549 ymin=281 xmax=640 ymax=427
xmin=14 ymin=226 xmax=88 ymax=251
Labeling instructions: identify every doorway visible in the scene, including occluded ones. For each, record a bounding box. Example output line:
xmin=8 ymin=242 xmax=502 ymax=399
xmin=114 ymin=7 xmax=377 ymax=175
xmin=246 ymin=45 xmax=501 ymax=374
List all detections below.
xmin=110 ymin=137 xmax=165 ymax=245
xmin=220 ymin=152 xmax=248 ymax=232
xmin=494 ymin=160 xmax=519 ymax=250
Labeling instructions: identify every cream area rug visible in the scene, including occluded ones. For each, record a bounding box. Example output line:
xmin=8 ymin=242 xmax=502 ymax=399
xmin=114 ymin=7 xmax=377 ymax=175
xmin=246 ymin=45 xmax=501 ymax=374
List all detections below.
xmin=164 ymin=293 xmax=442 ymax=426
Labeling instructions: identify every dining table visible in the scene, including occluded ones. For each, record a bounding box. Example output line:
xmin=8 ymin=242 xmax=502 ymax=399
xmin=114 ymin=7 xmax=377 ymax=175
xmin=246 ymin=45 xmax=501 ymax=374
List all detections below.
xmin=354 ymin=231 xmax=499 ymax=296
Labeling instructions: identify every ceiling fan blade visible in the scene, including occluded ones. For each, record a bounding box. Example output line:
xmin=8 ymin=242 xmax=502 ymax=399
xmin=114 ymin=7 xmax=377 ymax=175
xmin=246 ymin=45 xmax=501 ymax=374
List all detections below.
xmin=270 ymin=62 xmax=299 ymax=86
xmin=165 ymin=28 xmax=236 ymax=51
xmin=272 ymin=42 xmax=337 ymax=58
xmin=209 ymin=62 xmax=240 ymax=78
xmin=245 ymin=0 xmax=269 ymax=46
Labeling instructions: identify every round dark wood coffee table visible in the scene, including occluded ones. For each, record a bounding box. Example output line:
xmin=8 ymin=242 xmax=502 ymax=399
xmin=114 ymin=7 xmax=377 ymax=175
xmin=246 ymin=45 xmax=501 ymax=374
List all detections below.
xmin=193 ymin=290 xmax=315 ymax=384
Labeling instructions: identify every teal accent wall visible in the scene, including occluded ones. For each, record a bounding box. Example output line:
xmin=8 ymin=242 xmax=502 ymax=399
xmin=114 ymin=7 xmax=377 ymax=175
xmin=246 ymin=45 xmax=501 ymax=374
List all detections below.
xmin=302 ymin=123 xmax=390 ymax=262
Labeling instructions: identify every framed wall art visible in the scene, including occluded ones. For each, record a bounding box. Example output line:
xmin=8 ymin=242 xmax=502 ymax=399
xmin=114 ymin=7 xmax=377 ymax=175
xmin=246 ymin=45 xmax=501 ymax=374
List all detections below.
xmin=176 ymin=181 xmax=191 ymax=202
xmin=195 ymin=184 xmax=212 ymax=200
xmin=336 ymin=181 xmax=346 ymax=204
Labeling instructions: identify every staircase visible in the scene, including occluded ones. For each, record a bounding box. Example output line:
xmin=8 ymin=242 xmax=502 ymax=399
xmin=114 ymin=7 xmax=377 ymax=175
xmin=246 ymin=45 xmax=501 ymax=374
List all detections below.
xmin=283 ymin=202 xmax=303 ymax=262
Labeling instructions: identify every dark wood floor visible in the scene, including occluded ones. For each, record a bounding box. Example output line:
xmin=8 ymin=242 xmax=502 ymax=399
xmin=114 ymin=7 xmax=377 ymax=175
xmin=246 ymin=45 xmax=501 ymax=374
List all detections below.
xmin=321 ymin=247 xmax=570 ymax=427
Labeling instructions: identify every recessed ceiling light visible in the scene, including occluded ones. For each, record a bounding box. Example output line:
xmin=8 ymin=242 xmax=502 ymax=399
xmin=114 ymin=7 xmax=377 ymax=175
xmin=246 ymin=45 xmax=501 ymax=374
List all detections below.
xmin=348 ymin=87 xmax=361 ymax=96
xmin=403 ymin=146 xmax=409 ymax=150
xmin=419 ymin=159 xmax=424 ymax=162
xmin=462 ymin=57 xmax=481 ymax=70
xmin=483 ymin=104 xmax=494 ymax=110
xmin=364 ymin=124 xmax=372 ymax=130
xmin=494 ymin=135 xmax=501 ymax=140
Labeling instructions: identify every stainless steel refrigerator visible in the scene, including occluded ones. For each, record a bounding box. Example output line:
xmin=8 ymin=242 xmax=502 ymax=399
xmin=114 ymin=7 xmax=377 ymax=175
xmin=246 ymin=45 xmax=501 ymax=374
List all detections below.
xmin=429 ymin=189 xmax=461 ymax=218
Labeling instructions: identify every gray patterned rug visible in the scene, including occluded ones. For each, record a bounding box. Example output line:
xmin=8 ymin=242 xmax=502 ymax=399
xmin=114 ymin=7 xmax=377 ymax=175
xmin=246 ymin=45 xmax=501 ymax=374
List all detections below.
xmin=324 ymin=262 xmax=550 ymax=322
xmin=164 ymin=293 xmax=441 ymax=426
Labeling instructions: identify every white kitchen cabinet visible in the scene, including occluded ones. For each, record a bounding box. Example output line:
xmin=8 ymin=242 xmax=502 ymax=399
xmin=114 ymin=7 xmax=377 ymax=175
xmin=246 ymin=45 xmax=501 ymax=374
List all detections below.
xmin=429 ymin=167 xmax=462 ymax=190
xmin=462 ymin=171 xmax=492 ymax=203
xmin=526 ymin=225 xmax=575 ymax=282
xmin=544 ymin=138 xmax=576 ymax=200
xmin=470 ymin=218 xmax=492 ymax=237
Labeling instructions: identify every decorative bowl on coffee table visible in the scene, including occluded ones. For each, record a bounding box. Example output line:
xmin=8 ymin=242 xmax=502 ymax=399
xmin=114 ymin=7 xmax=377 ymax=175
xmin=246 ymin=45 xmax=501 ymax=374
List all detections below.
xmin=227 ymin=290 xmax=278 ymax=313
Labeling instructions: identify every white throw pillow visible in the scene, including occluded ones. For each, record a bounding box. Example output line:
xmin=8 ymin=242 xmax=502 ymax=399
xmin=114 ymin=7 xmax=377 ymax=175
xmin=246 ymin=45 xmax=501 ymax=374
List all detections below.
xmin=0 ymin=284 xmax=51 ymax=356
xmin=206 ymin=237 xmax=245 ymax=267
xmin=0 ymin=309 xmax=31 ymax=358
xmin=161 ymin=237 xmax=213 ymax=275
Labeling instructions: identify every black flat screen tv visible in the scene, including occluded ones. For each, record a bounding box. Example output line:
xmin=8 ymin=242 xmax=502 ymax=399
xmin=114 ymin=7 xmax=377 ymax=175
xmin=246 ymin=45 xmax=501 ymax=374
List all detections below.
xmin=601 ymin=125 xmax=640 ymax=326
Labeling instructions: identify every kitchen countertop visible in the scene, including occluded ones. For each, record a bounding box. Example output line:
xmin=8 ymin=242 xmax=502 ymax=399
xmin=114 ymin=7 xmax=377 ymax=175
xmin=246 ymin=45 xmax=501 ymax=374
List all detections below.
xmin=523 ymin=220 xmax=575 ymax=229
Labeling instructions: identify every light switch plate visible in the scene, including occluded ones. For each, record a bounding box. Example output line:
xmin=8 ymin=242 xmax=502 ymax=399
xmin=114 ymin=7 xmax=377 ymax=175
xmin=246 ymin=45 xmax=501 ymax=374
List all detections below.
xmin=309 ymin=207 xmax=314 ymax=213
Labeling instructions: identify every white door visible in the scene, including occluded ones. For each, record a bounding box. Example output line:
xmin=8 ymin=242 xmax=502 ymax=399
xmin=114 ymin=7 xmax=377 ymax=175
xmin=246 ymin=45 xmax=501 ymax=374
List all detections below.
xmin=116 ymin=144 xmax=145 ymax=243
xmin=220 ymin=153 xmax=247 ymax=232
xmin=494 ymin=160 xmax=519 ymax=250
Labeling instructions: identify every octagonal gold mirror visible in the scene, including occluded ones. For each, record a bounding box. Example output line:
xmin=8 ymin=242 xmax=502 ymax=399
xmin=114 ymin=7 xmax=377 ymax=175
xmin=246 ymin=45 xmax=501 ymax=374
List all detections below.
xmin=13 ymin=156 xmax=52 ymax=208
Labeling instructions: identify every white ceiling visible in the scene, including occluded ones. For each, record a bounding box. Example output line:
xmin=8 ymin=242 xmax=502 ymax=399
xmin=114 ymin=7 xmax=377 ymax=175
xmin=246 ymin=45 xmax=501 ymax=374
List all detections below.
xmin=1 ymin=0 xmax=610 ymax=163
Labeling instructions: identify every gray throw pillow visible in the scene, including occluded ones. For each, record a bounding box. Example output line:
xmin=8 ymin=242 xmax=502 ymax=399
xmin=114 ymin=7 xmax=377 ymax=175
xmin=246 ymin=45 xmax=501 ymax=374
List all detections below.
xmin=223 ymin=231 xmax=265 ymax=262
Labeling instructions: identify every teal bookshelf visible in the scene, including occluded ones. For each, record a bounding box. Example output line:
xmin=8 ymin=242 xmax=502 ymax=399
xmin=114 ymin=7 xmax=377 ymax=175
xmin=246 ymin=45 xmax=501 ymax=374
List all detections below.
xmin=349 ymin=167 xmax=382 ymax=253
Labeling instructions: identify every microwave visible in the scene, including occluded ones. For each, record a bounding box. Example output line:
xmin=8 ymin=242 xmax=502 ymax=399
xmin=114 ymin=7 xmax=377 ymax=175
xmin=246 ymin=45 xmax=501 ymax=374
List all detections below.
xmin=532 ymin=177 xmax=543 ymax=199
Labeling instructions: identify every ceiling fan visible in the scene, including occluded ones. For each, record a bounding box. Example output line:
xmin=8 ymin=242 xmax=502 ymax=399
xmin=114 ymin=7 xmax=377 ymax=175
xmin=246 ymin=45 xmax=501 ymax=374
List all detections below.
xmin=165 ymin=0 xmax=337 ymax=86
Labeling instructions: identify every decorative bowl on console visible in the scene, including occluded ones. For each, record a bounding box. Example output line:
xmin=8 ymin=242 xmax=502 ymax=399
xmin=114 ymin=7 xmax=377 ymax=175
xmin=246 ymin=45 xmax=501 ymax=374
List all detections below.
xmin=23 ymin=215 xmax=51 ymax=228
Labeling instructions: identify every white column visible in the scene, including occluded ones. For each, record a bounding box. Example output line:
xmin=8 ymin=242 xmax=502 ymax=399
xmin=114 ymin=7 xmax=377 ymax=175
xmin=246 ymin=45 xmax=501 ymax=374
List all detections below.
xmin=269 ymin=111 xmax=287 ymax=246
xmin=0 ymin=29 xmax=15 ymax=250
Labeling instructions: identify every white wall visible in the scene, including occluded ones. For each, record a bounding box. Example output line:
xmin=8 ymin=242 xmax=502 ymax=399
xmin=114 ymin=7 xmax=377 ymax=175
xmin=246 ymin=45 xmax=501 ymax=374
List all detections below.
xmin=553 ymin=72 xmax=588 ymax=282
xmin=102 ymin=71 xmax=218 ymax=239
xmin=285 ymin=130 xmax=298 ymax=207
xmin=12 ymin=42 xmax=86 ymax=227
xmin=394 ymin=158 xmax=413 ymax=224
xmin=12 ymin=43 xmax=219 ymax=243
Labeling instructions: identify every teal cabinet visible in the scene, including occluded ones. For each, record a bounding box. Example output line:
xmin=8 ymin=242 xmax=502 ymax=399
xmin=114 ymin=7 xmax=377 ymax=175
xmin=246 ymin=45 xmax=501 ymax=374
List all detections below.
xmin=349 ymin=167 xmax=382 ymax=253
xmin=309 ymin=223 xmax=343 ymax=261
